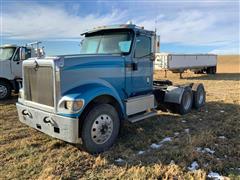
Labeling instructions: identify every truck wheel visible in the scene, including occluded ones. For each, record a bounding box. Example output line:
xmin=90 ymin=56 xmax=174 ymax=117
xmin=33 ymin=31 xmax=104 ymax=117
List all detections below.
xmin=192 ymin=83 xmax=205 ymax=109
xmin=81 ymin=104 xmax=120 ymax=154
xmin=0 ymin=80 xmax=11 ymax=100
xmin=176 ymin=87 xmax=193 ymax=115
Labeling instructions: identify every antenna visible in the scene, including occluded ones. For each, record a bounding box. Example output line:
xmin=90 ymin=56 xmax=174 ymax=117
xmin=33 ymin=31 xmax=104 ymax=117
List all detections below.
xmin=155 ymin=19 xmax=157 ymax=33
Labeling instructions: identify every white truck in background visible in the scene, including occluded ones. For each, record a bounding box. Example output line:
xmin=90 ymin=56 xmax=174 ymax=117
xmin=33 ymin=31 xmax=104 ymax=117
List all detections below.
xmin=0 ymin=42 xmax=45 ymax=100
xmin=154 ymin=53 xmax=217 ymax=77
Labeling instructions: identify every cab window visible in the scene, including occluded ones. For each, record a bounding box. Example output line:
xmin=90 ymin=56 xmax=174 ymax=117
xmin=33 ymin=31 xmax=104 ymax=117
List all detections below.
xmin=135 ymin=35 xmax=151 ymax=58
xmin=25 ymin=48 xmax=32 ymax=59
xmin=13 ymin=47 xmax=31 ymax=61
xmin=13 ymin=48 xmax=20 ymax=61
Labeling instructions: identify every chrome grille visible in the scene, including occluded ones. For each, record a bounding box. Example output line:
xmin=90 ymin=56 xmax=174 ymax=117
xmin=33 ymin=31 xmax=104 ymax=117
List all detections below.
xmin=24 ymin=66 xmax=54 ymax=107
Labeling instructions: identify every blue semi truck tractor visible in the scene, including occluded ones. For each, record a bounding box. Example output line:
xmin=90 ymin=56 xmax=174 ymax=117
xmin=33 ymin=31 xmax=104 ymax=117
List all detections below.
xmin=16 ymin=24 xmax=205 ymax=153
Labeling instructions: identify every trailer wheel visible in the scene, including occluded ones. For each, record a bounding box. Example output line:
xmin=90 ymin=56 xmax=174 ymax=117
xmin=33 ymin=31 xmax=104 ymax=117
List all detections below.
xmin=211 ymin=66 xmax=217 ymax=74
xmin=192 ymin=83 xmax=205 ymax=109
xmin=207 ymin=66 xmax=216 ymax=74
xmin=81 ymin=104 xmax=120 ymax=154
xmin=176 ymin=87 xmax=193 ymax=115
xmin=0 ymin=80 xmax=11 ymax=100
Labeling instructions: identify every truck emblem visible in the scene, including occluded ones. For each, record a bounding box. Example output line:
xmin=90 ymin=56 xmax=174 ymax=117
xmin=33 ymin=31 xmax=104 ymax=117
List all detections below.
xmin=34 ymin=60 xmax=39 ymax=71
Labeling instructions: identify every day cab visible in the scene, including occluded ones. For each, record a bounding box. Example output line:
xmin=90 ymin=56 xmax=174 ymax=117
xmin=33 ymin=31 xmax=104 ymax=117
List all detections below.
xmin=16 ymin=24 xmax=205 ymax=153
xmin=0 ymin=42 xmax=44 ymax=99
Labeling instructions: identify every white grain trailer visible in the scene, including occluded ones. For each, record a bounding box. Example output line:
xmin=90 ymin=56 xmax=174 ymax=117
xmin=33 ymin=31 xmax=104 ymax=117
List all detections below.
xmin=155 ymin=53 xmax=217 ymax=76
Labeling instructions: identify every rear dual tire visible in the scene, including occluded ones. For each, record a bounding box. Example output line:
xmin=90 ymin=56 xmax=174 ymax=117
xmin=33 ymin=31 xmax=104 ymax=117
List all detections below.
xmin=176 ymin=87 xmax=193 ymax=115
xmin=192 ymin=83 xmax=205 ymax=109
xmin=169 ymin=84 xmax=206 ymax=115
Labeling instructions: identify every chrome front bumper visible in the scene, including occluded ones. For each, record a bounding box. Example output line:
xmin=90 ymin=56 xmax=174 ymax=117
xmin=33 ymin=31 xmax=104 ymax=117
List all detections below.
xmin=16 ymin=102 xmax=80 ymax=144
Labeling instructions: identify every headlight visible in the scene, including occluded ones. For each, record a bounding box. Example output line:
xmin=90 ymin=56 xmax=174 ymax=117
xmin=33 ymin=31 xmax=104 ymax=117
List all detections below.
xmin=64 ymin=100 xmax=84 ymax=112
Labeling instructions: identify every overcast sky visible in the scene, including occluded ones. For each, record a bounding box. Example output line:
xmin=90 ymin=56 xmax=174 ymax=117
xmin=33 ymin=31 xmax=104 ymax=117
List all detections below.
xmin=1 ymin=0 xmax=239 ymax=55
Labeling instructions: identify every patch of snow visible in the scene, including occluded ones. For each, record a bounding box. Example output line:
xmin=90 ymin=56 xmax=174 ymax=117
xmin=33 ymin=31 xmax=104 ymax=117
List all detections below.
xmin=196 ymin=147 xmax=202 ymax=152
xmin=150 ymin=143 xmax=162 ymax=149
xmin=205 ymin=110 xmax=208 ymax=113
xmin=184 ymin=129 xmax=190 ymax=133
xmin=196 ymin=147 xmax=215 ymax=154
xmin=181 ymin=120 xmax=186 ymax=123
xmin=207 ymin=171 xmax=224 ymax=180
xmin=160 ymin=137 xmax=172 ymax=143
xmin=174 ymin=132 xmax=180 ymax=136
xmin=220 ymin=110 xmax=225 ymax=113
xmin=115 ymin=158 xmax=124 ymax=163
xmin=170 ymin=160 xmax=175 ymax=164
xmin=199 ymin=118 xmax=202 ymax=121
xmin=204 ymin=148 xmax=215 ymax=154
xmin=203 ymin=163 xmax=209 ymax=167
xmin=218 ymin=136 xmax=226 ymax=139
xmin=188 ymin=161 xmax=199 ymax=171
xmin=137 ymin=150 xmax=145 ymax=155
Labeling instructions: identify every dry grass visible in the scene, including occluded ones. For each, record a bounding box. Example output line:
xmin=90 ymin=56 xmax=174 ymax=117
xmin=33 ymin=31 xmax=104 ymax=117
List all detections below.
xmin=217 ymin=55 xmax=240 ymax=73
xmin=0 ymin=55 xmax=240 ymax=179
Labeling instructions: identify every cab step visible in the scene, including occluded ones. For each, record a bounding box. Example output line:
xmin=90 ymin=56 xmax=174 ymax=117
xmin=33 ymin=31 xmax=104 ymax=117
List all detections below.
xmin=127 ymin=111 xmax=158 ymax=123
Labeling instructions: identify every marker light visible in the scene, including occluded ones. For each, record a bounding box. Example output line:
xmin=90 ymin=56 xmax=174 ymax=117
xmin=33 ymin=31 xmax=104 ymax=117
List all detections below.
xmin=65 ymin=100 xmax=84 ymax=112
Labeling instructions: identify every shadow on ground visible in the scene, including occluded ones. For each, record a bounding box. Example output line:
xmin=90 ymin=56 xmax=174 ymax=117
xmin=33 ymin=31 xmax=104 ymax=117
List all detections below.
xmin=0 ymin=94 xmax=18 ymax=105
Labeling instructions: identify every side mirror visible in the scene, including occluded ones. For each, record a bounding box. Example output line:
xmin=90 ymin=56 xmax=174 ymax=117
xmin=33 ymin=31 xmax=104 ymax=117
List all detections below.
xmin=19 ymin=47 xmax=26 ymax=60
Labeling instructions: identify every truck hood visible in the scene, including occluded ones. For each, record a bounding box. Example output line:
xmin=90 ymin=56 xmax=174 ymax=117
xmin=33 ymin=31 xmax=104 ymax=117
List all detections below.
xmin=59 ymin=54 xmax=126 ymax=96
xmin=62 ymin=54 xmax=124 ymax=70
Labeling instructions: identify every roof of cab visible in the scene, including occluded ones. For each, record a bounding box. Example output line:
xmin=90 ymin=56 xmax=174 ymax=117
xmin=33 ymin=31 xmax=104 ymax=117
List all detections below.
xmin=0 ymin=44 xmax=18 ymax=48
xmin=81 ymin=24 xmax=155 ymax=35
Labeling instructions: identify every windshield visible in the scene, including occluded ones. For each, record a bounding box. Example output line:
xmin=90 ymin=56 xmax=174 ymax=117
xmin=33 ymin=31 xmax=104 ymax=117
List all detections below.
xmin=80 ymin=32 xmax=133 ymax=55
xmin=0 ymin=47 xmax=16 ymax=61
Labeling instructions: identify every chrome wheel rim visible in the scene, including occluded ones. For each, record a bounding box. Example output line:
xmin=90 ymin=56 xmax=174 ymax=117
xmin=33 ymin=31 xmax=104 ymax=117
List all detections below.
xmin=183 ymin=92 xmax=192 ymax=110
xmin=91 ymin=114 xmax=113 ymax=144
xmin=0 ymin=85 xmax=8 ymax=99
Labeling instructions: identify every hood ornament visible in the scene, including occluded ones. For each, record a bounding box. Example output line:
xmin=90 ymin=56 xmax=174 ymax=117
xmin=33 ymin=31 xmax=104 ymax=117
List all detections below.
xmin=33 ymin=60 xmax=39 ymax=71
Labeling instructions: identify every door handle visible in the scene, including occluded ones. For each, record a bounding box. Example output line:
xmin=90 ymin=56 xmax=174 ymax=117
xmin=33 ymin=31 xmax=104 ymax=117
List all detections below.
xmin=125 ymin=62 xmax=138 ymax=71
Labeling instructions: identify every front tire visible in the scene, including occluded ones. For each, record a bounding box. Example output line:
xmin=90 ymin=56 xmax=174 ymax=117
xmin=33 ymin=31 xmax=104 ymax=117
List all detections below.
xmin=81 ymin=104 xmax=120 ymax=154
xmin=0 ymin=80 xmax=11 ymax=100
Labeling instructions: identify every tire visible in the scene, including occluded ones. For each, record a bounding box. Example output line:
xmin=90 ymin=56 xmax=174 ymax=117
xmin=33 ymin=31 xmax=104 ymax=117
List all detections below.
xmin=0 ymin=80 xmax=11 ymax=100
xmin=206 ymin=67 xmax=212 ymax=74
xmin=212 ymin=66 xmax=217 ymax=74
xmin=207 ymin=67 xmax=216 ymax=74
xmin=176 ymin=87 xmax=193 ymax=115
xmin=81 ymin=104 xmax=120 ymax=154
xmin=192 ymin=83 xmax=205 ymax=109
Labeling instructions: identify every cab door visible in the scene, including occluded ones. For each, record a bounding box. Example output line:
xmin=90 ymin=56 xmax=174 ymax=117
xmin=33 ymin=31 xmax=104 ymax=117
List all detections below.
xmin=11 ymin=47 xmax=22 ymax=78
xmin=131 ymin=34 xmax=153 ymax=96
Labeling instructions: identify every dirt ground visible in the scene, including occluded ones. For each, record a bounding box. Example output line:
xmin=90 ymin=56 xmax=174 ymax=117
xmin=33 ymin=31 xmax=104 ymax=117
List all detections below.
xmin=0 ymin=55 xmax=239 ymax=179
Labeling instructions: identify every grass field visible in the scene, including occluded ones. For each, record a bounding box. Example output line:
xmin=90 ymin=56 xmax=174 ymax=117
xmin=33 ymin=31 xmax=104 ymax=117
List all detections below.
xmin=0 ymin=55 xmax=240 ymax=179
xmin=217 ymin=55 xmax=240 ymax=73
